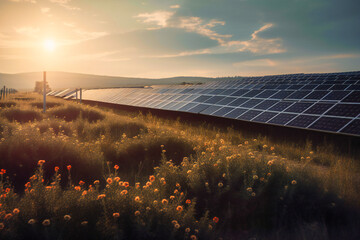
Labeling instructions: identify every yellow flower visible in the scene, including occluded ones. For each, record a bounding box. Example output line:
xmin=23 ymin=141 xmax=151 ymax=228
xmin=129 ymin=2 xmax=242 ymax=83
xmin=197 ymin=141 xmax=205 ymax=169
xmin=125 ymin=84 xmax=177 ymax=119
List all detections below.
xmin=170 ymin=196 xmax=175 ymax=200
xmin=114 ymin=177 xmax=120 ymax=182
xmin=135 ymin=196 xmax=140 ymax=202
xmin=246 ymin=187 xmax=252 ymax=192
xmin=154 ymin=189 xmax=159 ymax=193
xmin=97 ymin=194 xmax=106 ymax=200
xmin=113 ymin=212 xmax=120 ymax=218
xmin=174 ymin=223 xmax=180 ymax=229
xmin=185 ymin=227 xmax=190 ymax=233
xmin=218 ymin=182 xmax=223 ymax=188
xmin=94 ymin=180 xmax=100 ymax=185
xmin=106 ymin=178 xmax=113 ymax=184
xmin=28 ymin=219 xmax=36 ymax=225
xmin=162 ymin=199 xmax=168 ymax=205
xmin=120 ymin=190 xmax=128 ymax=195
xmin=291 ymin=180 xmax=297 ymax=185
xmin=176 ymin=206 xmax=183 ymax=212
xmin=251 ymin=192 xmax=256 ymax=197
xmin=253 ymin=175 xmax=259 ymax=180
xmin=149 ymin=175 xmax=155 ymax=182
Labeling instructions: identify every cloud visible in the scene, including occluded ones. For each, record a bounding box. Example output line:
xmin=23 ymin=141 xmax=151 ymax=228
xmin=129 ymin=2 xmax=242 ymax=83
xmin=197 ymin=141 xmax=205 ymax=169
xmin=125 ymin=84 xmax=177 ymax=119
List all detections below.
xmin=170 ymin=4 xmax=180 ymax=9
xmin=73 ymin=29 xmax=108 ymax=41
xmin=41 ymin=7 xmax=50 ymax=13
xmin=135 ymin=11 xmax=175 ymax=28
xmin=226 ymin=23 xmax=285 ymax=54
xmin=49 ymin=0 xmax=80 ymax=10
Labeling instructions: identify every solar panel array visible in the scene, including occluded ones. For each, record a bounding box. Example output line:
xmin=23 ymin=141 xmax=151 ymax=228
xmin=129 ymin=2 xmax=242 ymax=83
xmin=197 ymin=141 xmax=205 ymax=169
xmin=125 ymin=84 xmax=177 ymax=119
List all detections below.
xmin=49 ymin=71 xmax=360 ymax=136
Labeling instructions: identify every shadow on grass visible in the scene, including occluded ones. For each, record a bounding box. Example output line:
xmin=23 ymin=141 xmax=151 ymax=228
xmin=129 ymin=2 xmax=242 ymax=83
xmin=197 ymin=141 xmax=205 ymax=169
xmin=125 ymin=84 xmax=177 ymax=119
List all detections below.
xmin=2 ymin=108 xmax=42 ymax=123
xmin=49 ymin=105 xmax=105 ymax=122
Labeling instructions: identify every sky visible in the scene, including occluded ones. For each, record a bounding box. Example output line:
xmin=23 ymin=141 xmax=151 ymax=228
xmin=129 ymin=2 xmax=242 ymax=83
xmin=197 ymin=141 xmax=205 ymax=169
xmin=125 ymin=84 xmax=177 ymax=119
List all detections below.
xmin=0 ymin=0 xmax=360 ymax=78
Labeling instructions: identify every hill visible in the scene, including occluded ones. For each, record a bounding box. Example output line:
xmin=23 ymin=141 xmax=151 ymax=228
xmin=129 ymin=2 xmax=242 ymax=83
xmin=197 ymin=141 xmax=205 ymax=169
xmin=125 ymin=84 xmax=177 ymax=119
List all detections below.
xmin=0 ymin=72 xmax=214 ymax=91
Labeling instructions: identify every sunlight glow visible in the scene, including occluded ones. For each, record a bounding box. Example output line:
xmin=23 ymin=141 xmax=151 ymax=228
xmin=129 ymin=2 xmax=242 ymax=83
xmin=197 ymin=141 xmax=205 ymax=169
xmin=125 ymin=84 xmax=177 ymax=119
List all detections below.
xmin=43 ymin=39 xmax=56 ymax=52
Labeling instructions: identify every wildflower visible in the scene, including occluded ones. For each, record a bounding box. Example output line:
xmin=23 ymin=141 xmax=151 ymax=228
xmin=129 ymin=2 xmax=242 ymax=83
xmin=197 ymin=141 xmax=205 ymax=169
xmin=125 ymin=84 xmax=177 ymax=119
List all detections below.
xmin=42 ymin=219 xmax=51 ymax=226
xmin=154 ymin=189 xmax=159 ymax=193
xmin=114 ymin=177 xmax=120 ymax=182
xmin=162 ymin=150 xmax=166 ymax=153
xmin=246 ymin=187 xmax=252 ymax=192
xmin=213 ymin=216 xmax=219 ymax=223
xmin=291 ymin=180 xmax=297 ymax=185
xmin=146 ymin=207 xmax=151 ymax=211
xmin=135 ymin=196 xmax=140 ymax=202
xmin=82 ymin=191 xmax=87 ymax=196
xmin=172 ymin=220 xmax=178 ymax=225
xmin=113 ymin=212 xmax=120 ymax=218
xmin=134 ymin=211 xmax=140 ymax=216
xmin=4 ymin=213 xmax=12 ymax=220
xmin=13 ymin=208 xmax=20 ymax=215
xmin=174 ymin=223 xmax=180 ymax=229
xmin=97 ymin=194 xmax=106 ymax=200
xmin=267 ymin=160 xmax=274 ymax=166
xmin=81 ymin=221 xmax=88 ymax=226
xmin=0 ymin=223 xmax=4 ymax=230
xmin=114 ymin=165 xmax=119 ymax=170
xmin=170 ymin=196 xmax=175 ymax=200
xmin=79 ymin=180 xmax=85 ymax=186
xmin=201 ymin=152 xmax=206 ymax=155
xmin=190 ymin=235 xmax=197 ymax=240
xmin=67 ymin=165 xmax=71 ymax=171
xmin=94 ymin=180 xmax=100 ymax=185
xmin=185 ymin=227 xmax=191 ymax=233
xmin=263 ymin=145 xmax=268 ymax=148
xmin=38 ymin=160 xmax=45 ymax=166
xmin=28 ymin=219 xmax=36 ymax=225
xmin=251 ymin=192 xmax=256 ymax=197
xmin=309 ymin=151 xmax=314 ymax=155
xmin=176 ymin=183 xmax=181 ymax=188
xmin=149 ymin=175 xmax=155 ymax=182
xmin=135 ymin=182 xmax=140 ymax=188
xmin=208 ymin=224 xmax=213 ymax=230
xmin=253 ymin=175 xmax=259 ymax=180
xmin=162 ymin=199 xmax=168 ymax=205
xmin=123 ymin=182 xmax=129 ymax=188
xmin=106 ymin=178 xmax=113 ymax=184
xmin=205 ymin=182 xmax=209 ymax=187
xmin=176 ymin=206 xmax=183 ymax=212
xmin=244 ymin=141 xmax=248 ymax=145
xmin=267 ymin=173 xmax=271 ymax=177
xmin=218 ymin=182 xmax=223 ymax=188
xmin=153 ymin=200 xmax=158 ymax=204
xmin=160 ymin=145 xmax=164 ymax=148
xmin=174 ymin=189 xmax=179 ymax=194
xmin=187 ymin=170 xmax=192 ymax=174
xmin=120 ymin=190 xmax=128 ymax=195
xmin=64 ymin=215 xmax=71 ymax=221
xmin=74 ymin=186 xmax=81 ymax=191
xmin=260 ymin=177 xmax=265 ymax=182
xmin=222 ymin=173 xmax=226 ymax=178
xmin=185 ymin=199 xmax=191 ymax=205
xmin=54 ymin=166 xmax=59 ymax=172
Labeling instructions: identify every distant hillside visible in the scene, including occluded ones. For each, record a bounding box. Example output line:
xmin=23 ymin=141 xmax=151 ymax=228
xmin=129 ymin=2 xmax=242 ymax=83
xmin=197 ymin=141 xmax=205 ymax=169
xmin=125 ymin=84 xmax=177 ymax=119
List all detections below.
xmin=0 ymin=72 xmax=215 ymax=91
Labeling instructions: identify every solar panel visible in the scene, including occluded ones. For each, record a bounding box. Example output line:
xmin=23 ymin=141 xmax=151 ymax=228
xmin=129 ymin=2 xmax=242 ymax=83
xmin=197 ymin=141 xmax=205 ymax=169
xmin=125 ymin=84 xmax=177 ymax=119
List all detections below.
xmin=69 ymin=71 xmax=360 ymax=137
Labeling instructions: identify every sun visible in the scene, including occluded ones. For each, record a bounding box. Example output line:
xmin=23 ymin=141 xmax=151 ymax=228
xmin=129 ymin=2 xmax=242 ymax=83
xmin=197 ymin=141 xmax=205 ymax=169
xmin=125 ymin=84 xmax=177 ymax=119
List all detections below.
xmin=43 ymin=39 xmax=56 ymax=52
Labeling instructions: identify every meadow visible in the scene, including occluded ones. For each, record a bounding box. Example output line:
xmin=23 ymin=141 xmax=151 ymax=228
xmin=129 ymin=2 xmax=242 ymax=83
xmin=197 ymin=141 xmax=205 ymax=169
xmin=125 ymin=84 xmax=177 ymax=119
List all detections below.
xmin=0 ymin=93 xmax=360 ymax=240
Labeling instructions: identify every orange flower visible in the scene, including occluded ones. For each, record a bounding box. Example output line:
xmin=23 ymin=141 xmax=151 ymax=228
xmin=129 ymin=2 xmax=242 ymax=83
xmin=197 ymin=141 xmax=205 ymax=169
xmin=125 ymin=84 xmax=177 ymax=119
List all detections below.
xmin=67 ymin=165 xmax=71 ymax=171
xmin=120 ymin=190 xmax=128 ymax=195
xmin=82 ymin=191 xmax=87 ymax=196
xmin=0 ymin=223 xmax=4 ymax=230
xmin=107 ymin=178 xmax=113 ymax=184
xmin=79 ymin=180 xmax=85 ymax=186
xmin=123 ymin=182 xmax=129 ymax=188
xmin=185 ymin=199 xmax=191 ymax=205
xmin=213 ymin=216 xmax=219 ymax=223
xmin=149 ymin=175 xmax=155 ymax=182
xmin=113 ymin=212 xmax=120 ymax=218
xmin=74 ymin=186 xmax=81 ymax=191
xmin=176 ymin=206 xmax=183 ymax=212
xmin=54 ymin=166 xmax=59 ymax=172
xmin=114 ymin=177 xmax=120 ymax=182
xmin=38 ymin=160 xmax=45 ymax=166
xmin=134 ymin=211 xmax=140 ymax=216
xmin=42 ymin=219 xmax=50 ymax=226
xmin=0 ymin=169 xmax=6 ymax=175
xmin=114 ymin=165 xmax=119 ymax=170
xmin=97 ymin=194 xmax=106 ymax=200
xmin=162 ymin=199 xmax=168 ymax=205
xmin=134 ymin=196 xmax=140 ymax=202
xmin=4 ymin=213 xmax=13 ymax=220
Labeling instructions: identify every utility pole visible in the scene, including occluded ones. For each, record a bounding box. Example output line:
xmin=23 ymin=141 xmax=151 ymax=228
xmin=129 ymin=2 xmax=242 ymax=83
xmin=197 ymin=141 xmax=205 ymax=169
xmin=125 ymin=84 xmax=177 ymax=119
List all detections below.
xmin=43 ymin=71 xmax=46 ymax=113
xmin=80 ymin=88 xmax=82 ymax=104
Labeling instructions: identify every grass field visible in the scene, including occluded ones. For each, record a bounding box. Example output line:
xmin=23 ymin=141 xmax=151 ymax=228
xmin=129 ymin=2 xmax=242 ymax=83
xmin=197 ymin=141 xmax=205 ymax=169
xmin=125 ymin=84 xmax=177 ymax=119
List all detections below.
xmin=0 ymin=93 xmax=360 ymax=240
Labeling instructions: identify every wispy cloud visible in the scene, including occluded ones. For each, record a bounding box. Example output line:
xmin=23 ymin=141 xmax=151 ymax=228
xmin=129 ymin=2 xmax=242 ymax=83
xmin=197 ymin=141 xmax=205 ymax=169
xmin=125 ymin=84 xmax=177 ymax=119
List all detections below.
xmin=8 ymin=0 xmax=36 ymax=3
xmin=49 ymin=0 xmax=80 ymax=10
xmin=226 ymin=23 xmax=285 ymax=54
xmin=41 ymin=7 xmax=50 ymax=13
xmin=170 ymin=4 xmax=180 ymax=9
xmin=14 ymin=26 xmax=40 ymax=37
xmin=135 ymin=11 xmax=175 ymax=28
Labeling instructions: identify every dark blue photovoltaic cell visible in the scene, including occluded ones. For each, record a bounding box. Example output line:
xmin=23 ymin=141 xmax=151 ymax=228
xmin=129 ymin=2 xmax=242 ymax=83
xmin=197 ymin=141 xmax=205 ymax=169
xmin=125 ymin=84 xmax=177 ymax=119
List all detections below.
xmin=268 ymin=113 xmax=297 ymax=125
xmin=204 ymin=96 xmax=225 ymax=104
xmin=304 ymin=103 xmax=335 ymax=114
xmin=340 ymin=119 xmax=360 ymax=135
xmin=178 ymin=103 xmax=198 ymax=111
xmin=341 ymin=91 xmax=360 ymax=103
xmin=228 ymin=98 xmax=249 ymax=107
xmin=208 ymin=89 xmax=226 ymax=95
xmin=231 ymin=89 xmax=249 ymax=96
xmin=223 ymin=108 xmax=247 ymax=119
xmin=237 ymin=110 xmax=262 ymax=120
xmin=216 ymin=97 xmax=237 ymax=105
xmin=252 ymin=112 xmax=278 ymax=123
xmin=315 ymin=84 xmax=333 ymax=90
xmin=324 ymin=104 xmax=360 ymax=117
xmin=200 ymin=105 xmax=223 ymax=115
xmin=286 ymin=115 xmax=319 ymax=128
xmin=192 ymin=95 xmax=212 ymax=103
xmin=255 ymin=90 xmax=278 ymax=98
xmin=301 ymin=84 xmax=318 ymax=90
xmin=284 ymin=102 xmax=313 ymax=113
xmin=253 ymin=100 xmax=278 ymax=110
xmin=269 ymin=101 xmax=294 ymax=111
xmin=287 ymin=91 xmax=311 ymax=99
xmin=330 ymin=85 xmax=348 ymax=90
xmin=304 ymin=91 xmax=329 ymax=100
xmin=187 ymin=104 xmax=211 ymax=113
xmin=240 ymin=99 xmax=263 ymax=108
xmin=220 ymin=89 xmax=238 ymax=95
xmin=243 ymin=90 xmax=263 ymax=97
xmin=212 ymin=107 xmax=237 ymax=117
xmin=309 ymin=117 xmax=351 ymax=132
xmin=323 ymin=91 xmax=351 ymax=100
xmin=270 ymin=90 xmax=294 ymax=99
